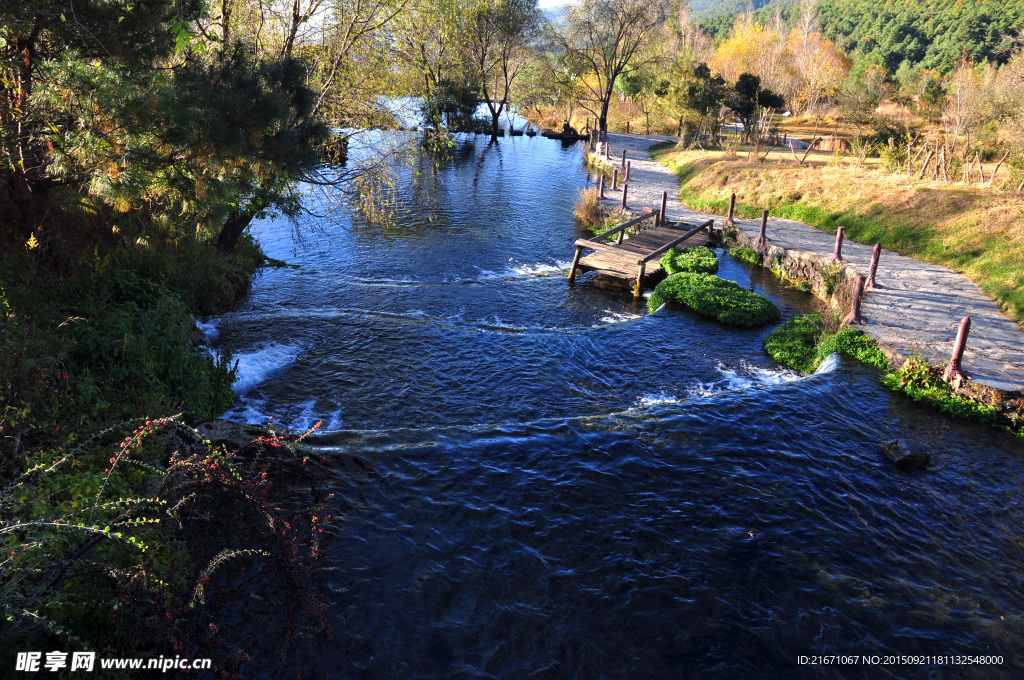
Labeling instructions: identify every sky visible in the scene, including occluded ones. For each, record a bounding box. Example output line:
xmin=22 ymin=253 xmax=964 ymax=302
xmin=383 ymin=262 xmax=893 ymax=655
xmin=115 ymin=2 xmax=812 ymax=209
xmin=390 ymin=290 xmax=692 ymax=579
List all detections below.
xmin=538 ymin=0 xmax=569 ymax=9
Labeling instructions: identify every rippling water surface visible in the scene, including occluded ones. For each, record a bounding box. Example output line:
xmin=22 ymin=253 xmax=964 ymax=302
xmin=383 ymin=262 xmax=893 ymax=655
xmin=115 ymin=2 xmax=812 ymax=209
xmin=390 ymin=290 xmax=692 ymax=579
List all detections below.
xmin=206 ymin=134 xmax=1024 ymax=678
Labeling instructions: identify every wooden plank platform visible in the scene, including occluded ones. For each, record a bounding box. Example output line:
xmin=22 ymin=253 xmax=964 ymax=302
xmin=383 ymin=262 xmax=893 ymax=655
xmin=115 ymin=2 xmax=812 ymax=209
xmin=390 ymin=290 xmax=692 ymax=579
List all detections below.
xmin=569 ymin=217 xmax=714 ymax=293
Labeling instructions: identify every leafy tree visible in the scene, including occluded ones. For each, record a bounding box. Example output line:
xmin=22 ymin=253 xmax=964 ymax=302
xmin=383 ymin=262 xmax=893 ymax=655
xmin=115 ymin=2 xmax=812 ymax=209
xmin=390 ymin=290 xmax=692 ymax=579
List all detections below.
xmin=683 ymin=63 xmax=728 ymax=141
xmin=390 ymin=0 xmax=471 ymax=130
xmin=726 ymin=73 xmax=784 ymax=142
xmin=550 ymin=0 xmax=669 ymax=134
xmin=618 ymin=53 xmax=664 ymax=134
xmin=784 ymin=1 xmax=848 ymax=118
xmin=467 ymin=0 xmax=541 ymax=138
xmin=424 ymin=78 xmax=480 ymax=130
xmin=710 ymin=13 xmax=788 ymax=95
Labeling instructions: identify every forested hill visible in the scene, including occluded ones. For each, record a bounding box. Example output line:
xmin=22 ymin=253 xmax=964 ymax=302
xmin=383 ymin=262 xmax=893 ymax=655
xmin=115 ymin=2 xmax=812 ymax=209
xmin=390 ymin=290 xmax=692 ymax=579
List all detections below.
xmin=689 ymin=0 xmax=793 ymax=19
xmin=819 ymin=0 xmax=1023 ymax=73
xmin=697 ymin=0 xmax=1024 ymax=73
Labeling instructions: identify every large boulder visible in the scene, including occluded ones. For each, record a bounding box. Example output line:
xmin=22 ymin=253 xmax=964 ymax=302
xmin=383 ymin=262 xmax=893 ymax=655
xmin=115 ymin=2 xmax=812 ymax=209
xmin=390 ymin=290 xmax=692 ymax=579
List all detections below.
xmin=878 ymin=439 xmax=930 ymax=469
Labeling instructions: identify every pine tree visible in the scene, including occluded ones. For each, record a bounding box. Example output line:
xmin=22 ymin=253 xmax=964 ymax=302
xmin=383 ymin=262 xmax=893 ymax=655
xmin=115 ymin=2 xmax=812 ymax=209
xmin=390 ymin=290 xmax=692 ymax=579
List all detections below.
xmin=0 ymin=0 xmax=327 ymax=254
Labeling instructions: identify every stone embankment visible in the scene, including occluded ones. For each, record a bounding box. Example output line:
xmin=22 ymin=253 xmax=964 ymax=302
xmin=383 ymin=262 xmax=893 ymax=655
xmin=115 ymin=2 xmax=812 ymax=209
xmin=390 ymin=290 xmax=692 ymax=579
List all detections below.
xmin=588 ymin=132 xmax=1023 ymax=419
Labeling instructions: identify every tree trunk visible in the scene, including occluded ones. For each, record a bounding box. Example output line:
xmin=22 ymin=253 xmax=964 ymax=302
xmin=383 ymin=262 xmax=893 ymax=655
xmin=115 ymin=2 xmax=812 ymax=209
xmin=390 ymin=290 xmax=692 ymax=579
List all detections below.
xmin=215 ymin=196 xmax=271 ymax=254
xmin=599 ymin=93 xmax=611 ymax=134
xmin=10 ymin=172 xmax=68 ymax=265
xmin=490 ymin=109 xmax=501 ymax=140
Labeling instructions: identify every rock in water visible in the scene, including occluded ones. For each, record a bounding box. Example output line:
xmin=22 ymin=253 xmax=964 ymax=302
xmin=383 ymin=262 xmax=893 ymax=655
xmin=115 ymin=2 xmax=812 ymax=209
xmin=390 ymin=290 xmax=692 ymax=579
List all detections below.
xmin=878 ymin=439 xmax=930 ymax=469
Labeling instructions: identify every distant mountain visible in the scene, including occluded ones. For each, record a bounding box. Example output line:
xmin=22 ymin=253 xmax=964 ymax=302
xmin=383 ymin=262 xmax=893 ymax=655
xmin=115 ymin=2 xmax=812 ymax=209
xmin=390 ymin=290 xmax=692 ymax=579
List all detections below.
xmin=541 ymin=4 xmax=569 ymax=23
xmin=689 ymin=0 xmax=795 ymax=20
xmin=694 ymin=0 xmax=1023 ymax=73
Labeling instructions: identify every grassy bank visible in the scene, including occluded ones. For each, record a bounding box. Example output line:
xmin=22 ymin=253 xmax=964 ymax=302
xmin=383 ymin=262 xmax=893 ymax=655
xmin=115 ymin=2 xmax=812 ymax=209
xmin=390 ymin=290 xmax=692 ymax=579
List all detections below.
xmin=0 ymin=216 xmax=328 ymax=666
xmin=648 ymin=143 xmax=1024 ymax=328
xmin=764 ymin=314 xmax=1018 ymax=436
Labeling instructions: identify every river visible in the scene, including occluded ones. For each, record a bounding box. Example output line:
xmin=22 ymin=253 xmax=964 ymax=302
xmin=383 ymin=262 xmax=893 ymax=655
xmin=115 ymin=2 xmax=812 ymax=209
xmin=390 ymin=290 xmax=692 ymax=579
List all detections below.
xmin=202 ymin=133 xmax=1024 ymax=678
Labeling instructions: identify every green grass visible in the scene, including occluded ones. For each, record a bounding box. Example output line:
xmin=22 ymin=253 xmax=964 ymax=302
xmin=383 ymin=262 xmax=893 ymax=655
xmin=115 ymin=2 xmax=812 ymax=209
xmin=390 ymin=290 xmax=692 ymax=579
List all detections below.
xmin=763 ymin=314 xmax=1020 ymax=436
xmin=649 ymin=272 xmax=781 ymax=326
xmin=660 ymin=246 xmax=719 ymax=275
xmin=883 ymin=356 xmax=1013 ymax=433
xmin=763 ymin=314 xmax=889 ymax=373
xmin=729 ymin=246 xmax=761 ymax=267
xmin=763 ymin=314 xmax=824 ymax=372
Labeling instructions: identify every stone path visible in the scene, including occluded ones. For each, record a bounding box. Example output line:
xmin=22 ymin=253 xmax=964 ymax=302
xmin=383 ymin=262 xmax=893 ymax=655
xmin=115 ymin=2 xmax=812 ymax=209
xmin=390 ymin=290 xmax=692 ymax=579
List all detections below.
xmin=594 ymin=133 xmax=1024 ymax=392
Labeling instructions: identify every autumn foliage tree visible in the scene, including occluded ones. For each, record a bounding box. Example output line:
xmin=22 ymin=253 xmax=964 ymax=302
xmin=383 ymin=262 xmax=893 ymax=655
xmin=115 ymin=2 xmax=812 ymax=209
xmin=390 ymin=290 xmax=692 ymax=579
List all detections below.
xmin=709 ymin=13 xmax=788 ymax=96
xmin=551 ymin=0 xmax=669 ymax=134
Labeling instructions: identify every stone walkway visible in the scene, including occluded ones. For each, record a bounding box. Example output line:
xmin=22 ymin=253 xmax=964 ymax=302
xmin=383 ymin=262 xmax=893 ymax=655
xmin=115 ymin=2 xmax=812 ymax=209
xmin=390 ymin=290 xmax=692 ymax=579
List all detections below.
xmin=594 ymin=132 xmax=1024 ymax=392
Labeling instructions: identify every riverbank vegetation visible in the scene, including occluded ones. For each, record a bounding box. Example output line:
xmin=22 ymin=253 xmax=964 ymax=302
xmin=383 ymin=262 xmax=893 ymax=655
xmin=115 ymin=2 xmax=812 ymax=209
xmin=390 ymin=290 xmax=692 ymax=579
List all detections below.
xmin=649 ymin=272 xmax=780 ymax=326
xmin=0 ymin=0 xmax=395 ymax=665
xmin=764 ymin=313 xmax=1018 ymax=436
xmin=728 ymin=246 xmax=762 ymax=267
xmin=660 ymin=246 xmax=720 ymax=274
xmin=764 ymin=314 xmax=887 ymax=373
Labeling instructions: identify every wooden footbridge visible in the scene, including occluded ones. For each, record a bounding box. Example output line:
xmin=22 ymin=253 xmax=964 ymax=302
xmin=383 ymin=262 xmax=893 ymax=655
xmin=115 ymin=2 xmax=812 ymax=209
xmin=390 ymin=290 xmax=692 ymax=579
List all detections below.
xmin=568 ymin=210 xmax=715 ymax=297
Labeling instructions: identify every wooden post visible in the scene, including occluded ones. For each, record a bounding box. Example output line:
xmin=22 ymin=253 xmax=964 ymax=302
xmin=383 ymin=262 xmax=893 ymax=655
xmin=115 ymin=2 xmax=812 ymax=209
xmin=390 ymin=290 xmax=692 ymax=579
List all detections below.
xmin=605 ymin=143 xmax=610 ymax=160
xmin=725 ymin=192 xmax=736 ymax=227
xmin=633 ymin=262 xmax=646 ymax=298
xmin=626 ymin=121 xmax=630 ymax=134
xmin=828 ymin=226 xmax=846 ymax=263
xmin=617 ymin=228 xmax=625 ymax=245
xmin=621 ymin=149 xmax=626 ymax=169
xmin=568 ymin=245 xmax=584 ymax=283
xmin=625 ymin=160 xmax=631 ymax=182
xmin=942 ymin=316 xmax=971 ymax=385
xmin=866 ymin=243 xmax=881 ymax=288
xmin=612 ymin=167 xmax=619 ymax=191
xmin=842 ymin=275 xmax=866 ymax=326
xmin=599 ymin=175 xmax=605 ymax=199
xmin=659 ymin=191 xmax=667 ymax=227
xmin=918 ymin=148 xmax=934 ymax=179
xmin=620 ymin=182 xmax=628 ymax=211
xmin=754 ymin=209 xmax=768 ymax=249
xmin=989 ymin=149 xmax=1011 ymax=185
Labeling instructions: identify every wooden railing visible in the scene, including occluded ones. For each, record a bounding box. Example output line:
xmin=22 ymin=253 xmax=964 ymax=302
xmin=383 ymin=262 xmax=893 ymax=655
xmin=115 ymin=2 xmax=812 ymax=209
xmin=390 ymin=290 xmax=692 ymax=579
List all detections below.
xmin=637 ymin=219 xmax=714 ymax=265
xmin=632 ymin=219 xmax=714 ymax=297
xmin=568 ymin=211 xmax=661 ymax=282
xmin=588 ymin=209 xmax=659 ymax=245
xmin=567 ymin=213 xmax=717 ymax=298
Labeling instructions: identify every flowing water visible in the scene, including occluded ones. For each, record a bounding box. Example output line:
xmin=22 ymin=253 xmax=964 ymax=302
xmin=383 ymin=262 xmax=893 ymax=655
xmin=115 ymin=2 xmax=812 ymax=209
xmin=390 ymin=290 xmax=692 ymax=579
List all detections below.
xmin=204 ymin=134 xmax=1024 ymax=678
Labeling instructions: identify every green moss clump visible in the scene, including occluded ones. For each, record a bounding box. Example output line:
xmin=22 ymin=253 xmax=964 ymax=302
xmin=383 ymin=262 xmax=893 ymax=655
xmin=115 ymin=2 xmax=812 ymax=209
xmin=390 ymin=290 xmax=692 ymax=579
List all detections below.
xmin=648 ymin=272 xmax=781 ymax=326
xmin=763 ymin=314 xmax=823 ymax=372
xmin=818 ymin=328 xmax=889 ymax=371
xmin=729 ymin=246 xmax=762 ymax=267
xmin=764 ymin=314 xmax=889 ymax=373
xmin=660 ymin=246 xmax=719 ymax=275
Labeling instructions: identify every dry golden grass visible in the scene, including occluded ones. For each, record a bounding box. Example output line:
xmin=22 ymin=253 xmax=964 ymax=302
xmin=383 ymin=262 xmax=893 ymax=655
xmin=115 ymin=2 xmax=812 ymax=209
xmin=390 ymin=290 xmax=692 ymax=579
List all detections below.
xmin=650 ymin=144 xmax=1024 ymax=327
xmin=573 ymin=186 xmax=603 ymax=228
